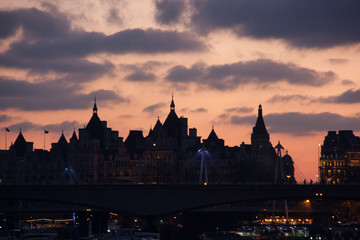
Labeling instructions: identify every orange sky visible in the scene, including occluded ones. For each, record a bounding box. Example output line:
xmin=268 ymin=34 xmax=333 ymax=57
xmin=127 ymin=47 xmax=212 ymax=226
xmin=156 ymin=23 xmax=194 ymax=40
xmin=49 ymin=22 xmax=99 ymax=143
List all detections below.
xmin=1 ymin=0 xmax=360 ymax=182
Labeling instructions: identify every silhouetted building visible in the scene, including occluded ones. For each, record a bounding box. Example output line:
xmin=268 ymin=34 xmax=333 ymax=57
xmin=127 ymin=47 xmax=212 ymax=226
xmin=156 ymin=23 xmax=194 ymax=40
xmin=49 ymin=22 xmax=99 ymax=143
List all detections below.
xmin=0 ymin=98 xmax=295 ymax=185
xmin=319 ymin=130 xmax=360 ymax=184
xmin=282 ymin=151 xmax=296 ymax=184
xmin=68 ymin=99 xmax=132 ymax=184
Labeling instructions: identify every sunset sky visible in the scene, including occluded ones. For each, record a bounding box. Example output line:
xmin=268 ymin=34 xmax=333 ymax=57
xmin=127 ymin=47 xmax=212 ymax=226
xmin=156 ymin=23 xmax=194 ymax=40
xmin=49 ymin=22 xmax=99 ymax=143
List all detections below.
xmin=1 ymin=0 xmax=360 ymax=182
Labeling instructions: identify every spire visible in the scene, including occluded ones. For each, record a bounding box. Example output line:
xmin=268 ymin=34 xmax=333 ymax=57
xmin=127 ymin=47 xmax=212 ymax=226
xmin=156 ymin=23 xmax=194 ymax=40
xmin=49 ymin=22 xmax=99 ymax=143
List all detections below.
xmin=207 ymin=127 xmax=219 ymax=141
xmin=58 ymin=131 xmax=68 ymax=145
xmin=253 ymin=104 xmax=268 ymax=135
xmin=170 ymin=94 xmax=175 ymax=111
xmin=70 ymin=129 xmax=78 ymax=141
xmin=258 ymin=104 xmax=262 ymax=117
xmin=93 ymin=97 xmax=98 ymax=115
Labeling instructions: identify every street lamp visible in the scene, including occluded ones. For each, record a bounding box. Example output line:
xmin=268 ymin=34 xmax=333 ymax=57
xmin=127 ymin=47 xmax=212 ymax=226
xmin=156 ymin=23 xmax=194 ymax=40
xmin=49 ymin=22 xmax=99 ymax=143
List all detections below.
xmin=152 ymin=143 xmax=157 ymax=184
xmin=318 ymin=144 xmax=321 ymax=183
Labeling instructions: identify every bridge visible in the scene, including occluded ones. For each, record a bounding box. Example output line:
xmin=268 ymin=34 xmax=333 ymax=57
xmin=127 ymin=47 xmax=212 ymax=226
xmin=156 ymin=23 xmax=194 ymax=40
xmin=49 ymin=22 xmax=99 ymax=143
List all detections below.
xmin=0 ymin=184 xmax=360 ymax=216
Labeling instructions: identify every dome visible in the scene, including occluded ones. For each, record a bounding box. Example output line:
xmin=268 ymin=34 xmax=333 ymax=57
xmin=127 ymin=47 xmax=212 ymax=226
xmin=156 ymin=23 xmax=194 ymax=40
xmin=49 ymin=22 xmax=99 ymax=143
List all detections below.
xmin=282 ymin=154 xmax=293 ymax=163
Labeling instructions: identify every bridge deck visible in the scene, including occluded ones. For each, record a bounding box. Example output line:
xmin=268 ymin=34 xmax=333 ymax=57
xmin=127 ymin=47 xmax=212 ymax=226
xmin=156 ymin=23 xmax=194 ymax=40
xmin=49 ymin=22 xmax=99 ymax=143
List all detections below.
xmin=0 ymin=184 xmax=359 ymax=216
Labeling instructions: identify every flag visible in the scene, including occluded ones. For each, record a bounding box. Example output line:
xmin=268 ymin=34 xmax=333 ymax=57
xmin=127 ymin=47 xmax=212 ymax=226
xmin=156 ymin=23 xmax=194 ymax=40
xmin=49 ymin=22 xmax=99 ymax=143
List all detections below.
xmin=5 ymin=128 xmax=10 ymax=132
xmin=44 ymin=130 xmax=49 ymax=134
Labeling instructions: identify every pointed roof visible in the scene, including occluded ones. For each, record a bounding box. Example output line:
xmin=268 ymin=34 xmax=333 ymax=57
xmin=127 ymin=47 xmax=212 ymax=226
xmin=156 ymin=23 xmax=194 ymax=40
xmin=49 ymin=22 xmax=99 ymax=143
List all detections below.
xmin=148 ymin=126 xmax=153 ymax=137
xmin=14 ymin=131 xmax=26 ymax=146
xmin=153 ymin=117 xmax=162 ymax=133
xmin=207 ymin=127 xmax=219 ymax=142
xmin=163 ymin=96 xmax=180 ymax=135
xmin=86 ymin=100 xmax=104 ymax=139
xmin=253 ymin=104 xmax=268 ymax=135
xmin=163 ymin=109 xmax=179 ymax=134
xmin=13 ymin=131 xmax=27 ymax=156
xmin=70 ymin=129 xmax=78 ymax=141
xmin=58 ymin=131 xmax=68 ymax=145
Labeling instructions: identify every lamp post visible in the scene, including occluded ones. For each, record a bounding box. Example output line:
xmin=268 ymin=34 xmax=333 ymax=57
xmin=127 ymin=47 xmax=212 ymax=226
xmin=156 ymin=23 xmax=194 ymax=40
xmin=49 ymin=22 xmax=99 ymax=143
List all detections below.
xmin=318 ymin=144 xmax=321 ymax=183
xmin=152 ymin=143 xmax=157 ymax=184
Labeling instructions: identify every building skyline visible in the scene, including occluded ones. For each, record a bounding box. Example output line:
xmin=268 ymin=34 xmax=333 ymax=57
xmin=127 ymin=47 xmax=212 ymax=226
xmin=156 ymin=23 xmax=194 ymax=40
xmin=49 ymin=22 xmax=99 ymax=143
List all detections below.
xmin=1 ymin=97 xmax=295 ymax=185
xmin=1 ymin=0 xmax=360 ymax=184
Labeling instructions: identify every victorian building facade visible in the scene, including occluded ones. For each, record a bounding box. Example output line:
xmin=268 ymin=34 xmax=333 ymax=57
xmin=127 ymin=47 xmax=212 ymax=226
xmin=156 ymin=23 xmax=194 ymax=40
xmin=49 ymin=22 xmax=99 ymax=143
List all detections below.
xmin=319 ymin=130 xmax=360 ymax=184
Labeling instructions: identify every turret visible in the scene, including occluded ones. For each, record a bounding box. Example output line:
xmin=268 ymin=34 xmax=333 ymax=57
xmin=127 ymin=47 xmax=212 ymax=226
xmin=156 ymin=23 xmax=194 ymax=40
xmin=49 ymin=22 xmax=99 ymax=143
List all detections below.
xmin=170 ymin=94 xmax=175 ymax=112
xmin=93 ymin=97 xmax=98 ymax=115
xmin=251 ymin=104 xmax=270 ymax=159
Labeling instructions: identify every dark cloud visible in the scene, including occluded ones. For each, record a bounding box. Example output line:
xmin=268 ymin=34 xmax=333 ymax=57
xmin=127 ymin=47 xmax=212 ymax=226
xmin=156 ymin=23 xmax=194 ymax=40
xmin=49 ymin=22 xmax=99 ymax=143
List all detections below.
xmin=165 ymin=59 xmax=335 ymax=90
xmin=0 ymin=77 xmax=126 ymax=111
xmin=7 ymin=121 xmax=36 ymax=133
xmin=0 ymin=114 xmax=11 ymax=123
xmin=217 ymin=113 xmax=229 ymax=120
xmin=230 ymin=115 xmax=255 ymax=126
xmin=179 ymin=107 xmax=207 ymax=113
xmin=267 ymin=94 xmax=310 ymax=103
xmin=341 ymin=80 xmax=356 ymax=86
xmin=186 ymin=0 xmax=360 ymax=48
xmin=0 ymin=8 xmax=205 ymax=57
xmin=190 ymin=107 xmax=207 ymax=113
xmin=124 ymin=69 xmax=156 ymax=82
xmin=329 ymin=58 xmax=348 ymax=65
xmin=2 ymin=28 xmax=205 ymax=59
xmin=107 ymin=9 xmax=123 ymax=25
xmin=317 ymin=89 xmax=360 ymax=104
xmin=225 ymin=107 xmax=253 ymax=113
xmin=0 ymin=56 xmax=114 ymax=83
xmin=143 ymin=102 xmax=166 ymax=113
xmin=43 ymin=121 xmax=81 ymax=134
xmin=105 ymin=29 xmax=205 ymax=54
xmin=120 ymin=61 xmax=168 ymax=71
xmin=0 ymin=8 xmax=70 ymax=40
xmin=0 ymin=8 xmax=205 ymax=83
xmin=230 ymin=112 xmax=360 ymax=136
xmin=155 ymin=0 xmax=186 ymax=24
xmin=8 ymin=120 xmax=80 ymax=134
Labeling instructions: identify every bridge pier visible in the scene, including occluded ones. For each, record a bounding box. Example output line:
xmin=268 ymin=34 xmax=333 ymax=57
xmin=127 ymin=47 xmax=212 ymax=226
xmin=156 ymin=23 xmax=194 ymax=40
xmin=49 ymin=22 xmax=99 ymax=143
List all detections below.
xmin=143 ymin=215 xmax=158 ymax=233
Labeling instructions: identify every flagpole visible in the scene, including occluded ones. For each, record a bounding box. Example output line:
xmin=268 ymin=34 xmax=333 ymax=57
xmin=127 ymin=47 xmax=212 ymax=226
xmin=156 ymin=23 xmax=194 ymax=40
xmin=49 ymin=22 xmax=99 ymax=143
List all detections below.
xmin=44 ymin=130 xmax=49 ymax=150
xmin=4 ymin=128 xmax=9 ymax=150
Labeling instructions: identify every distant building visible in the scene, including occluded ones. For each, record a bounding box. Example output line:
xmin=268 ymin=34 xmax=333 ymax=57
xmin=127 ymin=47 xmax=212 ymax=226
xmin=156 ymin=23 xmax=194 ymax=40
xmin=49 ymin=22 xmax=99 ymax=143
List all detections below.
xmin=0 ymin=98 xmax=295 ymax=185
xmin=319 ymin=130 xmax=360 ymax=184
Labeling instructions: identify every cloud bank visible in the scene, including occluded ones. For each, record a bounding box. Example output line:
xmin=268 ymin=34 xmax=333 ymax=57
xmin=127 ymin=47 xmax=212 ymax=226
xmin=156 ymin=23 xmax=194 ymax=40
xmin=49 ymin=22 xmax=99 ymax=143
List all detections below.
xmin=0 ymin=77 xmax=126 ymax=111
xmin=165 ymin=59 xmax=335 ymax=90
xmin=230 ymin=112 xmax=360 ymax=136
xmin=188 ymin=0 xmax=360 ymax=48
